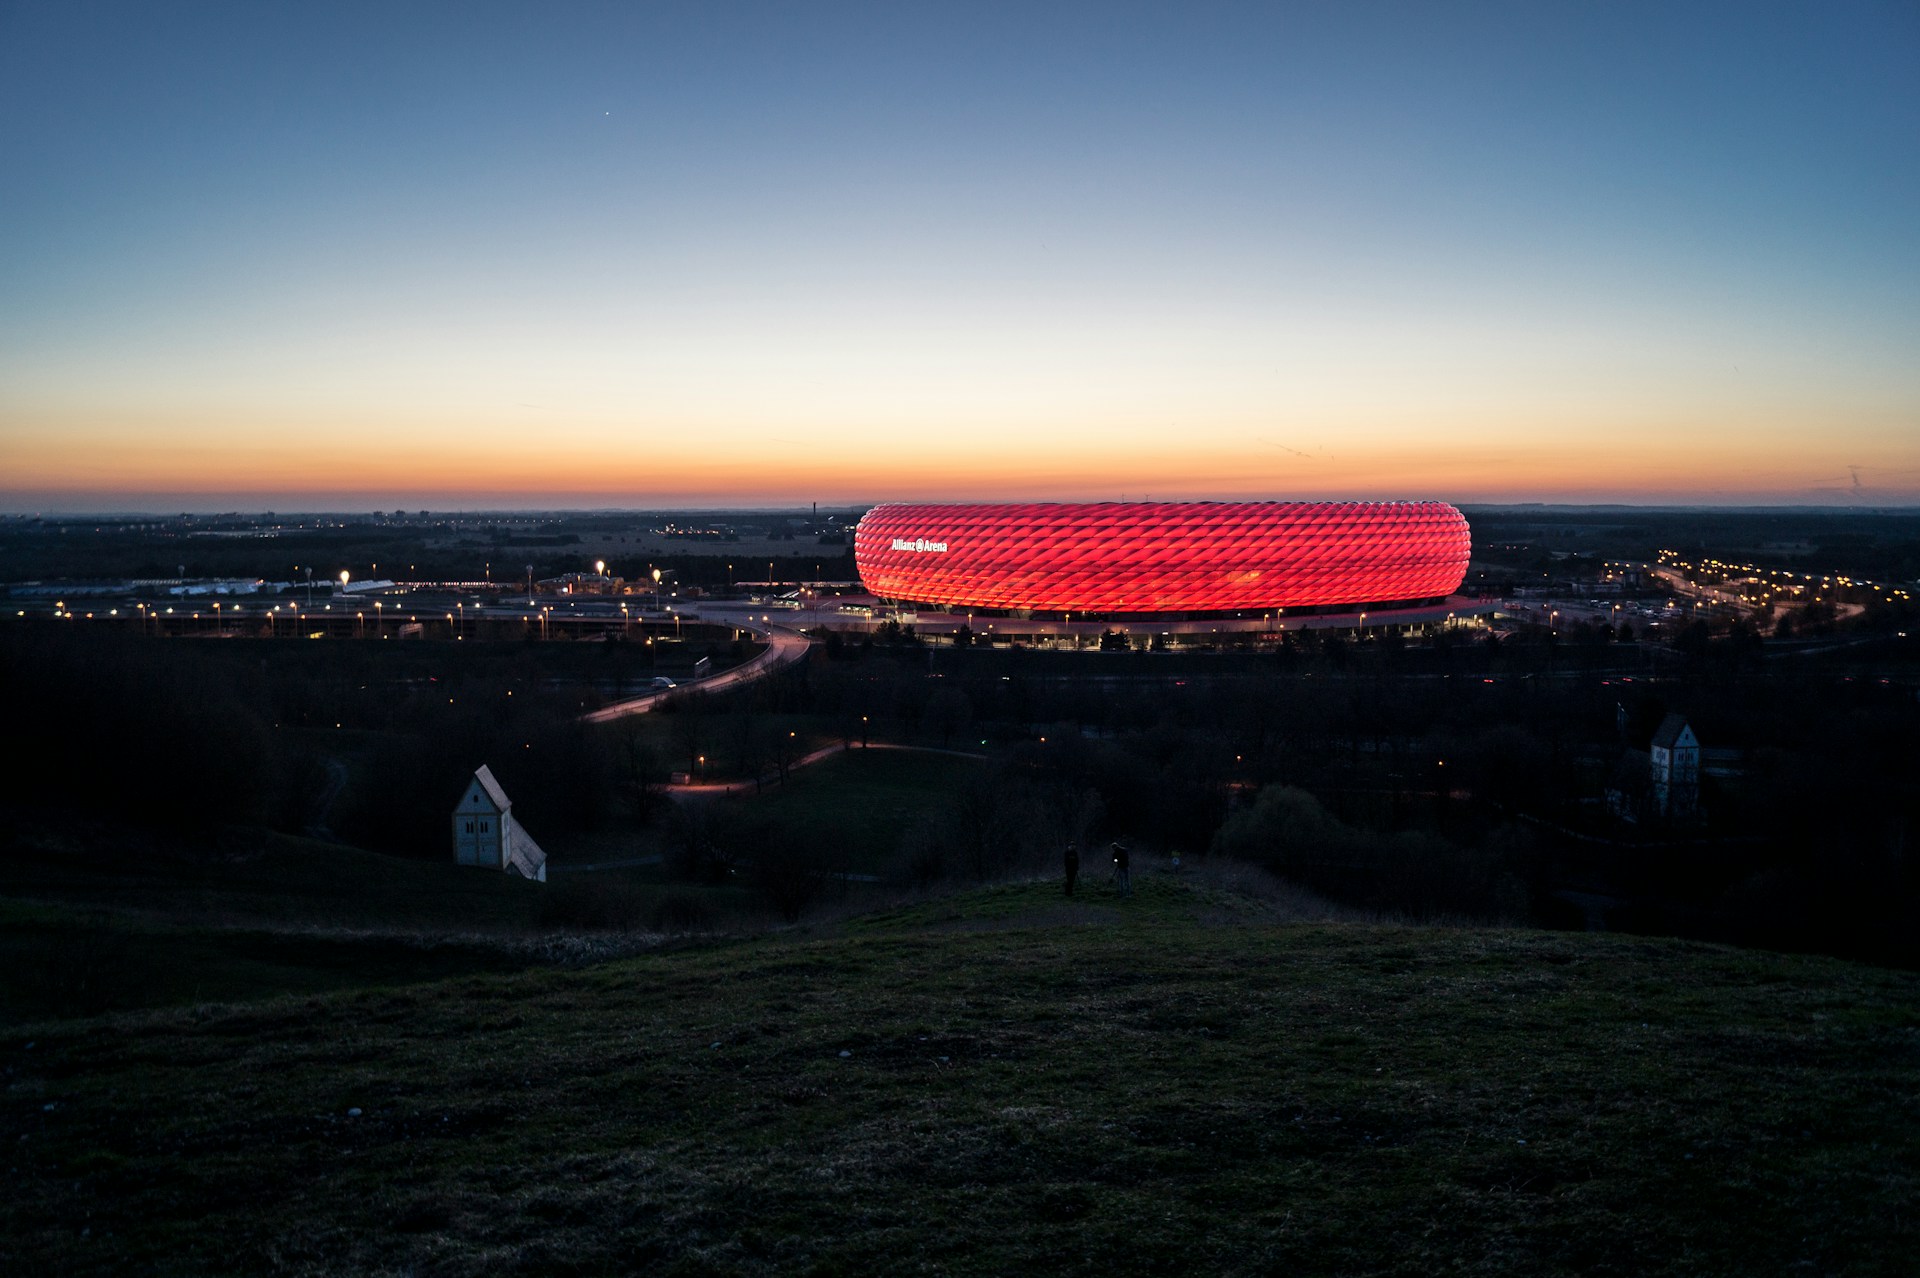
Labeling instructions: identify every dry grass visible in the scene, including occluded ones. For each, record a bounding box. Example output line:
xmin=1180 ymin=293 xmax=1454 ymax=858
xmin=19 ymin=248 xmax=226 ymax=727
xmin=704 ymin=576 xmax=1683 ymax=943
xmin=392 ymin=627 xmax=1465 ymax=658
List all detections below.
xmin=3 ymin=877 xmax=1915 ymax=1276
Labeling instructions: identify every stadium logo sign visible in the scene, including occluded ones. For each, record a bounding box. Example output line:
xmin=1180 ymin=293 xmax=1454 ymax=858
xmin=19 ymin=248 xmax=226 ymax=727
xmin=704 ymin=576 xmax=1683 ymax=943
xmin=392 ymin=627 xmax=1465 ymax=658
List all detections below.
xmin=891 ymin=537 xmax=949 ymax=553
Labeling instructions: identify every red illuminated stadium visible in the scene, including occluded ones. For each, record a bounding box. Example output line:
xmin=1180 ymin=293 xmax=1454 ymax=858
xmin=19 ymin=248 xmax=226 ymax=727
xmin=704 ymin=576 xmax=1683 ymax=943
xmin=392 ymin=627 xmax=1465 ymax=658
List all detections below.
xmin=853 ymin=501 xmax=1470 ymax=614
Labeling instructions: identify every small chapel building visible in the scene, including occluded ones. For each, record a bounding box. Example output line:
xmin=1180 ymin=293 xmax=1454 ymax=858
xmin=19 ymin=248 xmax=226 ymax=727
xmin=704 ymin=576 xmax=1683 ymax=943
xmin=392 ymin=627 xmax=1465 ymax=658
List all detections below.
xmin=1647 ymin=713 xmax=1701 ymax=821
xmin=1606 ymin=713 xmax=1702 ymax=826
xmin=452 ymin=765 xmax=548 ymax=882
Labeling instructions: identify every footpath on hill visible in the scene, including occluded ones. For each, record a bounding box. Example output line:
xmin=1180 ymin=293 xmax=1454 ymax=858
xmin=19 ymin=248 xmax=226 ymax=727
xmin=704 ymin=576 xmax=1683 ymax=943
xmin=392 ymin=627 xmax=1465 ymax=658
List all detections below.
xmin=3 ymin=877 xmax=1916 ymax=1276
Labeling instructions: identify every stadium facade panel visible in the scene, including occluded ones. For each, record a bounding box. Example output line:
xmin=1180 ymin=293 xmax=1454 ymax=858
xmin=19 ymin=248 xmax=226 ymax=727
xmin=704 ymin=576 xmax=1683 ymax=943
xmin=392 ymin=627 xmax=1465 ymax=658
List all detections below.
xmin=854 ymin=501 xmax=1470 ymax=613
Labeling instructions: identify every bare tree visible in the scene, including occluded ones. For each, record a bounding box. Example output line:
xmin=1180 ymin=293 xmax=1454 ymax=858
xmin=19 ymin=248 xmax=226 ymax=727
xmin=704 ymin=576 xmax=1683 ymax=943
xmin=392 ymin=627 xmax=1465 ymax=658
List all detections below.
xmin=751 ymin=828 xmax=834 ymax=922
xmin=730 ymin=710 xmax=766 ymax=788
xmin=773 ymin=727 xmax=803 ymax=784
xmin=665 ymin=800 xmax=743 ymax=883
xmin=669 ymin=692 xmax=710 ymax=776
xmin=613 ymin=719 xmax=666 ymax=823
xmin=923 ymin=685 xmax=973 ymax=748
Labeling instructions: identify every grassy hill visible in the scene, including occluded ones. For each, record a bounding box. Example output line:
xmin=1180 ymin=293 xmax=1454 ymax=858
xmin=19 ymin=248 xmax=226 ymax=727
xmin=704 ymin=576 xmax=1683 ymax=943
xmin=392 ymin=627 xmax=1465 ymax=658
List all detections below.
xmin=4 ymin=875 xmax=1915 ymax=1276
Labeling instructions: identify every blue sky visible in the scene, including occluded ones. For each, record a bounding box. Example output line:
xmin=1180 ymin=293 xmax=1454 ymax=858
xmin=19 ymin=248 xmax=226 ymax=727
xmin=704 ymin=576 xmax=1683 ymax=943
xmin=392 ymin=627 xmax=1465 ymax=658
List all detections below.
xmin=2 ymin=1 xmax=1916 ymax=509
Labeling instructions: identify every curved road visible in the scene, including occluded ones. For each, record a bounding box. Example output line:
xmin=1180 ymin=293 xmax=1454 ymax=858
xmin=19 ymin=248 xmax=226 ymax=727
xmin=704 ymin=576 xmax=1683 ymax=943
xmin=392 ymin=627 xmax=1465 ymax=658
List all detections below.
xmin=581 ymin=617 xmax=812 ymax=723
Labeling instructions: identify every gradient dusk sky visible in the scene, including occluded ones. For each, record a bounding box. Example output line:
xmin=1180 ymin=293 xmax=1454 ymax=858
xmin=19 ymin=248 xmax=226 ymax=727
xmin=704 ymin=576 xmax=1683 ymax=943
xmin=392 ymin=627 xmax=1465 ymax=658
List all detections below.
xmin=2 ymin=1 xmax=1916 ymax=512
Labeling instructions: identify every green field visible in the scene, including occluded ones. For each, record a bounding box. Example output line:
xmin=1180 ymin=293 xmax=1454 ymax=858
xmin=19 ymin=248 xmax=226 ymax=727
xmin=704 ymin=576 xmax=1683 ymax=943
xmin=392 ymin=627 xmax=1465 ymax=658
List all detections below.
xmin=0 ymin=822 xmax=547 ymax=934
xmin=0 ymin=826 xmax=566 ymax=1025
xmin=727 ymin=746 xmax=989 ymax=869
xmin=0 ymin=899 xmax=549 ymax=1023
xmin=4 ymin=875 xmax=1914 ymax=1275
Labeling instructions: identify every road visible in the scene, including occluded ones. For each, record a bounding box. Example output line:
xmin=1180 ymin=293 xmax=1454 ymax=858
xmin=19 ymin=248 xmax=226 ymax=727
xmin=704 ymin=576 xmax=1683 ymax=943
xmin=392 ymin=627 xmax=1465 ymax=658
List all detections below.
xmin=581 ymin=618 xmax=812 ymax=723
xmin=1648 ymin=566 xmax=1866 ymax=624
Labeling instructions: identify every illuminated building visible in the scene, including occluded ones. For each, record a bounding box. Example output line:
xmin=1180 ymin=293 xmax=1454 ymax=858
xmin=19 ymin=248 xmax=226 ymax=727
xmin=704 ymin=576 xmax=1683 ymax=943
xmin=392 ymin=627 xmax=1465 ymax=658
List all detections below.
xmin=854 ymin=501 xmax=1470 ymax=614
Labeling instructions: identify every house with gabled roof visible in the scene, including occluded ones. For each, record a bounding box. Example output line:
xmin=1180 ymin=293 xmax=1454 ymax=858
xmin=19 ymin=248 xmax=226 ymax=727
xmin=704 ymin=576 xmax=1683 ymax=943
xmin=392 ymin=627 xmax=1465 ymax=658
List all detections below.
xmin=1648 ymin=713 xmax=1700 ymax=821
xmin=452 ymin=765 xmax=547 ymax=881
xmin=1606 ymin=713 xmax=1701 ymax=826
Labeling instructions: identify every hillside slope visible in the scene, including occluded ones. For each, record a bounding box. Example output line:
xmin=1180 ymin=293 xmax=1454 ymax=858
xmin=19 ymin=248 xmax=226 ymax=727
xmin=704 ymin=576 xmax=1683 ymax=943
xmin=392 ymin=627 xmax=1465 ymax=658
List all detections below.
xmin=4 ymin=878 xmax=1916 ymax=1276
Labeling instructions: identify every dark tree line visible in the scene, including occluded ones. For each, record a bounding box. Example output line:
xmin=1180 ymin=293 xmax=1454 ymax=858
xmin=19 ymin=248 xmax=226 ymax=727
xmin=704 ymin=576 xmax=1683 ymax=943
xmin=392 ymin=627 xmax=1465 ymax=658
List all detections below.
xmin=2 ymin=625 xmax=278 ymax=830
xmin=675 ymin=631 xmax=1918 ymax=959
xmin=0 ymin=624 xmax=617 ymax=857
xmin=6 ymin=616 xmax=1913 ymax=963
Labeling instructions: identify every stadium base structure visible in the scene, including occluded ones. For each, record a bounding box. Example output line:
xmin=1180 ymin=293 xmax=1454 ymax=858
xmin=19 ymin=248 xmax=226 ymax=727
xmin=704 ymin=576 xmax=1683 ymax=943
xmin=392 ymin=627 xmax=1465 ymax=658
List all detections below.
xmin=854 ymin=501 xmax=1471 ymax=615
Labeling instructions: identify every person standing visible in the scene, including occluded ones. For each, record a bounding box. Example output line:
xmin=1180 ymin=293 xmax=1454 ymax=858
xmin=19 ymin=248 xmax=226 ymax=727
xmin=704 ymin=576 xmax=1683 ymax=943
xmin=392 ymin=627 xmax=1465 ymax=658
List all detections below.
xmin=1111 ymin=841 xmax=1131 ymax=896
xmin=1063 ymin=841 xmax=1080 ymax=896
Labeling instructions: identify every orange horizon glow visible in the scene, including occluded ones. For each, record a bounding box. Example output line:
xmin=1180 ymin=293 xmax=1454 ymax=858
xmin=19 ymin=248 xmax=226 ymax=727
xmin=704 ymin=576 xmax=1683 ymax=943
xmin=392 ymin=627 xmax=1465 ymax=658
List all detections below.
xmin=6 ymin=451 xmax=1916 ymax=512
xmin=8 ymin=336 xmax=1916 ymax=510
xmin=7 ymin=403 xmax=1918 ymax=510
